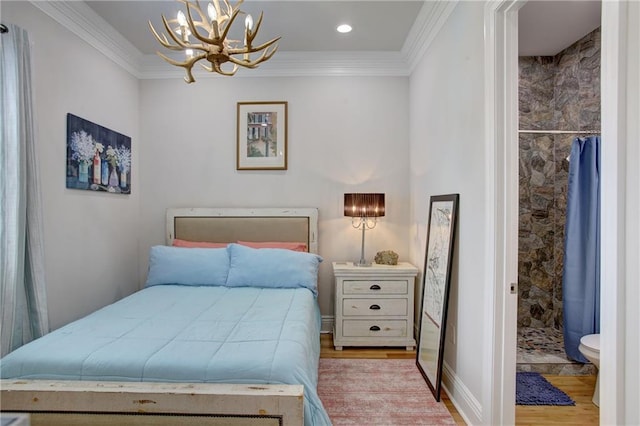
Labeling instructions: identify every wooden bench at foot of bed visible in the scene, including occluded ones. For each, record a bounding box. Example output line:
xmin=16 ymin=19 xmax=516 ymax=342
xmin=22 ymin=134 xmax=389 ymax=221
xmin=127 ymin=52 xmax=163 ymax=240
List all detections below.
xmin=0 ymin=380 xmax=304 ymax=426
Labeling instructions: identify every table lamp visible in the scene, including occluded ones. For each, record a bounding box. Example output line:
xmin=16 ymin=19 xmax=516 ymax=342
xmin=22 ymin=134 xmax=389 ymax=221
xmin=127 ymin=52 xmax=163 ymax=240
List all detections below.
xmin=344 ymin=193 xmax=385 ymax=267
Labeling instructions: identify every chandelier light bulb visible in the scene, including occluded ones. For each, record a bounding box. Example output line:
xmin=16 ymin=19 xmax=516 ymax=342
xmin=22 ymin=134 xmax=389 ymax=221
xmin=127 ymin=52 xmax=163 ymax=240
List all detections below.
xmin=245 ymin=14 xmax=253 ymax=31
xmin=177 ymin=10 xmax=187 ymax=26
xmin=207 ymin=3 xmax=217 ymax=21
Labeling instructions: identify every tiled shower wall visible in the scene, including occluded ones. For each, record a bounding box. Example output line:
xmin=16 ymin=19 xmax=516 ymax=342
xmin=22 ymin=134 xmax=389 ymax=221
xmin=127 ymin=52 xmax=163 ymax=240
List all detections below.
xmin=518 ymin=28 xmax=600 ymax=330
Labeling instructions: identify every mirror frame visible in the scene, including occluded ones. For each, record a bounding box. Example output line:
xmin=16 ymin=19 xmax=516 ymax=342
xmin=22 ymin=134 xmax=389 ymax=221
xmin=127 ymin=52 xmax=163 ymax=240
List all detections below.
xmin=416 ymin=193 xmax=459 ymax=401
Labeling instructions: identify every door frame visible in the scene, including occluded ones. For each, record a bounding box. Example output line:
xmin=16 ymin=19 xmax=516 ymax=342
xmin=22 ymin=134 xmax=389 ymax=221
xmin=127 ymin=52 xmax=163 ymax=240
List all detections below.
xmin=483 ymin=1 xmax=523 ymax=424
xmin=485 ymin=0 xmax=625 ymax=424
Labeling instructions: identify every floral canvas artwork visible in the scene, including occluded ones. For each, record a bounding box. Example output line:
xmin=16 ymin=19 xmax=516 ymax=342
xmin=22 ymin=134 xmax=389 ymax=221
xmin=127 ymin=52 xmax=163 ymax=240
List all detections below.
xmin=66 ymin=113 xmax=132 ymax=194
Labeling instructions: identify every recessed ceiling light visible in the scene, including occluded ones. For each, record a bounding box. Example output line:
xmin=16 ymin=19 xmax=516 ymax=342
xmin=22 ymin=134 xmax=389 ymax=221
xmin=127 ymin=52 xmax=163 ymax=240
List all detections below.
xmin=336 ymin=24 xmax=352 ymax=34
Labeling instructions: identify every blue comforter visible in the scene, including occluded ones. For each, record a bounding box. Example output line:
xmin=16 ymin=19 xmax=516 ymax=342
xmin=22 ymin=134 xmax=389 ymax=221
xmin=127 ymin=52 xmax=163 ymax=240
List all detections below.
xmin=0 ymin=285 xmax=331 ymax=425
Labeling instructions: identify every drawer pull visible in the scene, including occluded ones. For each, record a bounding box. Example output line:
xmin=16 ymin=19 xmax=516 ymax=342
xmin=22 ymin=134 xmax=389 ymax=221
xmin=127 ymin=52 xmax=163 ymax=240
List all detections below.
xmin=369 ymin=304 xmax=381 ymax=310
xmin=369 ymin=326 xmax=381 ymax=331
xmin=369 ymin=284 xmax=381 ymax=290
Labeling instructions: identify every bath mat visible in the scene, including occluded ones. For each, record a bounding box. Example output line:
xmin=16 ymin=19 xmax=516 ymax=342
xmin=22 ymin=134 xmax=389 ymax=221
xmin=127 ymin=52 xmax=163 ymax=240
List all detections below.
xmin=516 ymin=372 xmax=575 ymax=406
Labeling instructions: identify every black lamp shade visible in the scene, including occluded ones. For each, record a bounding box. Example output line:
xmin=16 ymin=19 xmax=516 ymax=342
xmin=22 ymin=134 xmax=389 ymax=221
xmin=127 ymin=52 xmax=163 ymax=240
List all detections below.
xmin=344 ymin=193 xmax=385 ymax=218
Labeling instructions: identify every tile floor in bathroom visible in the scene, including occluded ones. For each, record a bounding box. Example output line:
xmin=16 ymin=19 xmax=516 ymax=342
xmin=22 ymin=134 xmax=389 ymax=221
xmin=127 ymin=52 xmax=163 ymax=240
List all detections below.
xmin=517 ymin=327 xmax=596 ymax=375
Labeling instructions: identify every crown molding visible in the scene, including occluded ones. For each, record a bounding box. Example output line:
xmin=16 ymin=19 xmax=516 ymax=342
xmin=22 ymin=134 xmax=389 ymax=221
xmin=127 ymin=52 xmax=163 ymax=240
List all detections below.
xmin=31 ymin=1 xmax=456 ymax=79
xmin=30 ymin=0 xmax=143 ymax=78
xmin=139 ymin=51 xmax=410 ymax=79
xmin=402 ymin=0 xmax=458 ymax=74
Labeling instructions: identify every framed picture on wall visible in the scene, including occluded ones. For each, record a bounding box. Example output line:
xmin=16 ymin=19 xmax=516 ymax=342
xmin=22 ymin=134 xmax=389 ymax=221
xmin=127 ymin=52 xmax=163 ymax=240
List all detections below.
xmin=237 ymin=101 xmax=288 ymax=170
xmin=66 ymin=113 xmax=131 ymax=194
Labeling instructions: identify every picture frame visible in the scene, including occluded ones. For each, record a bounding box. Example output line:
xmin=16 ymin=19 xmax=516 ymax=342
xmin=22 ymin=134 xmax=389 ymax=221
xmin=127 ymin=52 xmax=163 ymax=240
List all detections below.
xmin=66 ymin=113 xmax=132 ymax=194
xmin=416 ymin=193 xmax=459 ymax=401
xmin=237 ymin=101 xmax=288 ymax=170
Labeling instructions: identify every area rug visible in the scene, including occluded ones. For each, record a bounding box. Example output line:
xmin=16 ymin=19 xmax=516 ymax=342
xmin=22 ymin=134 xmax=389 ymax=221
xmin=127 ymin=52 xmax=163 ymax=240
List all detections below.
xmin=516 ymin=372 xmax=575 ymax=406
xmin=317 ymin=358 xmax=455 ymax=425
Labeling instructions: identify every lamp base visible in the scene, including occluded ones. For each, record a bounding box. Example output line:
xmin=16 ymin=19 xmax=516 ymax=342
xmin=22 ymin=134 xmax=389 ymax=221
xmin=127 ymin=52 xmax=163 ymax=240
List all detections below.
xmin=353 ymin=259 xmax=372 ymax=267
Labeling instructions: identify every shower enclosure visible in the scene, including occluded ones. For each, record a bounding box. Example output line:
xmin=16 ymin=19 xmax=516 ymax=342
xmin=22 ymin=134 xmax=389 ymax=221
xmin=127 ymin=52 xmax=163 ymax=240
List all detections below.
xmin=517 ymin=28 xmax=600 ymax=375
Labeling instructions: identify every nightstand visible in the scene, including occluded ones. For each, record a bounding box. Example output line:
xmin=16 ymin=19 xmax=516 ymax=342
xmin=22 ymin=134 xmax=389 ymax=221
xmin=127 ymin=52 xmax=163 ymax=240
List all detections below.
xmin=332 ymin=261 xmax=419 ymax=350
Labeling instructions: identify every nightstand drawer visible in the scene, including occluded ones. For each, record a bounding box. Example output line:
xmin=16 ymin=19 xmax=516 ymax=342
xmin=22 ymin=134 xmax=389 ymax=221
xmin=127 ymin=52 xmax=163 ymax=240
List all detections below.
xmin=332 ymin=261 xmax=418 ymax=350
xmin=343 ymin=280 xmax=408 ymax=295
xmin=343 ymin=320 xmax=407 ymax=337
xmin=342 ymin=298 xmax=407 ymax=316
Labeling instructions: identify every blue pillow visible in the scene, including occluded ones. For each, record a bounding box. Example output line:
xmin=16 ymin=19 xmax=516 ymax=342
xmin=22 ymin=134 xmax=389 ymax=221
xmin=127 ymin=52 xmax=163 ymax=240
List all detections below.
xmin=145 ymin=246 xmax=229 ymax=287
xmin=226 ymin=243 xmax=322 ymax=296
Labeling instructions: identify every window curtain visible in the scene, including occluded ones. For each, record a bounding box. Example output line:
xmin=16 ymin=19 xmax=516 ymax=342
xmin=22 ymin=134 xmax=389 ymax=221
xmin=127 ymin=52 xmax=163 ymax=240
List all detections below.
xmin=1 ymin=24 xmax=49 ymax=357
xmin=562 ymin=136 xmax=601 ymax=362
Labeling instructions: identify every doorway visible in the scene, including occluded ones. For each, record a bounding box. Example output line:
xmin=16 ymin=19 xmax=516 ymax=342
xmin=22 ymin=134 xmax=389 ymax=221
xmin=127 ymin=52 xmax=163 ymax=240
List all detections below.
xmin=516 ymin=1 xmax=601 ymax=377
xmin=485 ymin=1 xmax=631 ymax=425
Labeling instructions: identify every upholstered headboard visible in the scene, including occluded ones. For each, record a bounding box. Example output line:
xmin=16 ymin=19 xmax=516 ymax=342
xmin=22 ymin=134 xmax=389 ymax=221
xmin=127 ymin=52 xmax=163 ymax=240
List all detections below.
xmin=166 ymin=208 xmax=319 ymax=254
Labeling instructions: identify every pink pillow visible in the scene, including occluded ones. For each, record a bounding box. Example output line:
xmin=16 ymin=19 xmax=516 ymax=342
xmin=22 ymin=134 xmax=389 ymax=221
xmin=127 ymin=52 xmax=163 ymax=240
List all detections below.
xmin=237 ymin=241 xmax=308 ymax=252
xmin=172 ymin=239 xmax=228 ymax=248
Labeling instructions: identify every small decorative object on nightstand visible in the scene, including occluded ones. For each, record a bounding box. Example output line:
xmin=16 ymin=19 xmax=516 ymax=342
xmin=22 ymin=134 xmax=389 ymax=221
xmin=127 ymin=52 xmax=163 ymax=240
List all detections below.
xmin=332 ymin=261 xmax=419 ymax=350
xmin=374 ymin=250 xmax=398 ymax=265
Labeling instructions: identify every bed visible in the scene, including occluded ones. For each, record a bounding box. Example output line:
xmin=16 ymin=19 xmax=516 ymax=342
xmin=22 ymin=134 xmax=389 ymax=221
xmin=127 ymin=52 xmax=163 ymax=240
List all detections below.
xmin=1 ymin=207 xmax=330 ymax=426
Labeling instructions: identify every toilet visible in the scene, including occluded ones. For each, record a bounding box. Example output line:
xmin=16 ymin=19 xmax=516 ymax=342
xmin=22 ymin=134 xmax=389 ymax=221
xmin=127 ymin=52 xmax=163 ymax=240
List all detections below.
xmin=578 ymin=333 xmax=600 ymax=406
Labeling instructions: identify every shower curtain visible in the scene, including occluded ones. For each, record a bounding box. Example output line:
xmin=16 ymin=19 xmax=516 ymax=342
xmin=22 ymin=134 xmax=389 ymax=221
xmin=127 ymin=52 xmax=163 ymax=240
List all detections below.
xmin=562 ymin=136 xmax=601 ymax=363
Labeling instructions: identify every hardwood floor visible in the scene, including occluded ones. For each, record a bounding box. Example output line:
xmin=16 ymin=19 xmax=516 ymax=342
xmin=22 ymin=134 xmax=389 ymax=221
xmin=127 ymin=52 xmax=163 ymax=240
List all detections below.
xmin=516 ymin=375 xmax=599 ymax=426
xmin=320 ymin=334 xmax=599 ymax=425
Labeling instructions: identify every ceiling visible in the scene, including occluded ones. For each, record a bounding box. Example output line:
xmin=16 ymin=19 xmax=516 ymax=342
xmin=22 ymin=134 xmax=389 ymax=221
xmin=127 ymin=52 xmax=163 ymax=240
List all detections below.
xmin=85 ymin=0 xmax=601 ymax=57
xmin=86 ymin=1 xmax=424 ymax=54
xmin=28 ymin=0 xmax=601 ymax=78
xmin=518 ymin=0 xmax=601 ymax=56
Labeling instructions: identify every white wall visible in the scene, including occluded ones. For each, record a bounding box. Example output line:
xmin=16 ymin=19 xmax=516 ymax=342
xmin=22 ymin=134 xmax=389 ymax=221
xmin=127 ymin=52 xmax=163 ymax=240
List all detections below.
xmin=1 ymin=2 xmax=411 ymax=328
xmin=409 ymin=2 xmax=486 ymax=423
xmin=2 ymin=2 xmax=141 ymax=330
xmin=139 ymin=76 xmax=411 ymax=317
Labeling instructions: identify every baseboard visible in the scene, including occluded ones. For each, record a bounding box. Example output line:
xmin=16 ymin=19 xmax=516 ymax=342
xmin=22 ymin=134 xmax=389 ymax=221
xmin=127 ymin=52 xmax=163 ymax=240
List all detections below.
xmin=321 ymin=315 xmax=334 ymax=334
xmin=442 ymin=361 xmax=483 ymax=425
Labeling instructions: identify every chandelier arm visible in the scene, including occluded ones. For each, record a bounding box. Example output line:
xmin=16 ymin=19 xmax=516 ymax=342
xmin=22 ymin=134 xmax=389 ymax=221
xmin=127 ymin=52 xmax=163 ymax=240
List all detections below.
xmin=212 ymin=61 xmax=238 ymax=76
xmin=219 ymin=9 xmax=240 ymax=41
xmin=180 ymin=0 xmax=209 ymax=26
xmin=185 ymin=2 xmax=217 ymax=45
xmin=182 ymin=68 xmax=196 ymax=84
xmin=162 ymin=51 xmax=205 ymax=84
xmin=225 ymin=0 xmax=244 ymax=25
xmin=183 ymin=67 xmax=196 ymax=84
xmin=228 ymin=37 xmax=280 ymax=55
xmin=223 ymin=0 xmax=239 ymax=15
xmin=148 ymin=21 xmax=180 ymax=50
xmin=227 ymin=55 xmax=258 ymax=68
xmin=157 ymin=50 xmax=206 ymax=68
xmin=174 ymin=1 xmax=210 ymax=32
xmin=250 ymin=38 xmax=280 ymax=53
xmin=150 ymin=19 xmax=189 ymax=50
xmin=246 ymin=12 xmax=264 ymax=45
xmin=227 ymin=45 xmax=277 ymax=68
xmin=160 ymin=14 xmax=193 ymax=49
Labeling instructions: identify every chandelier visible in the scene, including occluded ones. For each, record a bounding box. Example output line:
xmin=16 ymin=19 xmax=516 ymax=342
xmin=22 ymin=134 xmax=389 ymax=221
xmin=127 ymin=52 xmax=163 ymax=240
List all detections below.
xmin=149 ymin=0 xmax=280 ymax=83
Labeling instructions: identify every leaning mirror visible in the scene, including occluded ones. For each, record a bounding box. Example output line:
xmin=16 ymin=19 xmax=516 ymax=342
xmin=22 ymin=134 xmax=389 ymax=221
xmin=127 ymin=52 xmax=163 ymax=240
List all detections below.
xmin=417 ymin=193 xmax=459 ymax=401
